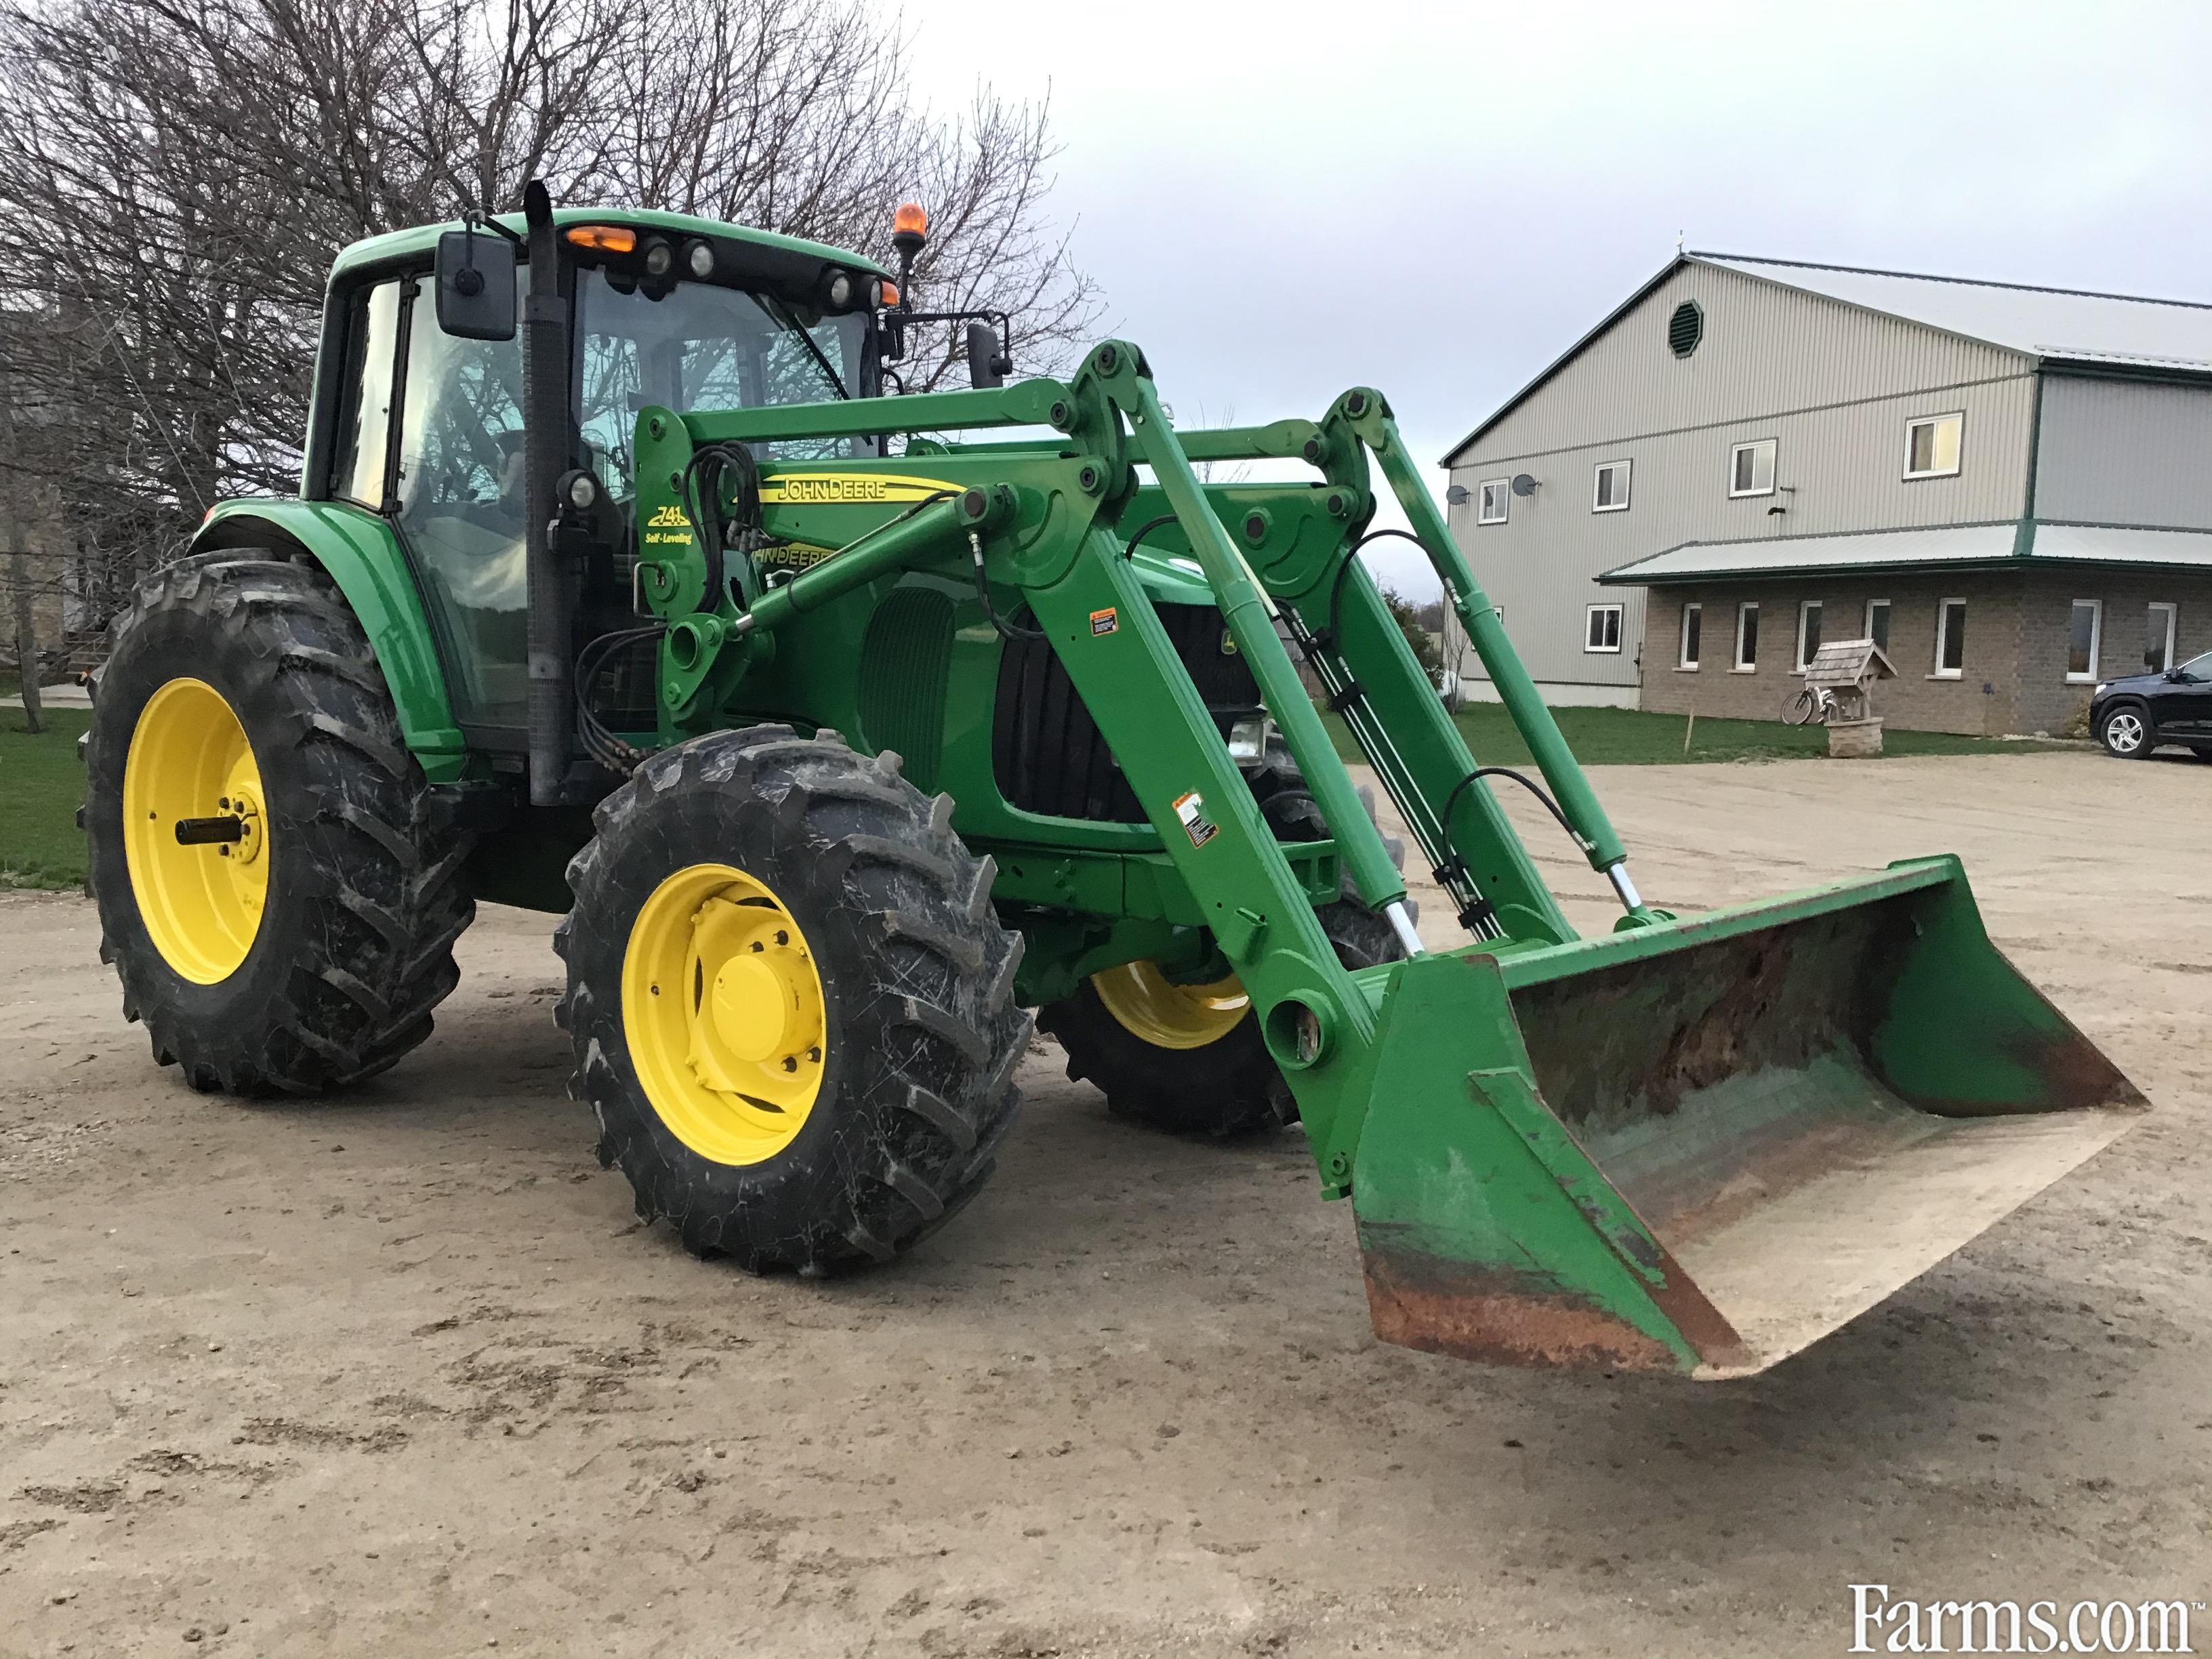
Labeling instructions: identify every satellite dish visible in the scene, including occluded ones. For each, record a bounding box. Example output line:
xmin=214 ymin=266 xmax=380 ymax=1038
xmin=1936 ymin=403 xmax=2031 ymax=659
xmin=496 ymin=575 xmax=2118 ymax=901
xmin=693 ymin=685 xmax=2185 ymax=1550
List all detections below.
xmin=1511 ymin=473 xmax=1540 ymax=497
xmin=1445 ymin=483 xmax=1471 ymax=506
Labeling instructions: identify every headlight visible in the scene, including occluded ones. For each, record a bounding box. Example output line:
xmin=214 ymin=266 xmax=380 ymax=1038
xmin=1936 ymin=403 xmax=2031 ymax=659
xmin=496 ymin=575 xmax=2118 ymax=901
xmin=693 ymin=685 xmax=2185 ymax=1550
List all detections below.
xmin=1227 ymin=715 xmax=1272 ymax=763
xmin=557 ymin=468 xmax=601 ymax=512
xmin=686 ymin=240 xmax=715 ymax=279
xmin=2095 ymin=682 xmax=2109 ymax=695
xmin=641 ymin=239 xmax=674 ymax=278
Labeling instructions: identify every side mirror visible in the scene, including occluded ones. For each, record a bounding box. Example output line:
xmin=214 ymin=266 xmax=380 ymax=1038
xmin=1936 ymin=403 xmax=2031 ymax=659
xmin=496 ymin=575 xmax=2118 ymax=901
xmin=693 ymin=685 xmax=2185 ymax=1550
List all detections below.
xmin=434 ymin=226 xmax=517 ymax=342
xmin=964 ymin=321 xmax=1007 ymax=390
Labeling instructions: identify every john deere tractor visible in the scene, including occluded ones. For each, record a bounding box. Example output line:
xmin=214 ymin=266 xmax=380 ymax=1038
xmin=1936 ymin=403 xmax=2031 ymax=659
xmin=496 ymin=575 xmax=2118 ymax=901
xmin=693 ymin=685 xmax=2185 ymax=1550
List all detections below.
xmin=83 ymin=184 xmax=2146 ymax=1376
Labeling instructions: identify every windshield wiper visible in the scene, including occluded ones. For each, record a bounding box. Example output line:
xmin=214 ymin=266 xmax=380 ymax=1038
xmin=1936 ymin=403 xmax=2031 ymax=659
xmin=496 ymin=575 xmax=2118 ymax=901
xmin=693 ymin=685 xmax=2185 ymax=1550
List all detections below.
xmin=760 ymin=295 xmax=851 ymax=402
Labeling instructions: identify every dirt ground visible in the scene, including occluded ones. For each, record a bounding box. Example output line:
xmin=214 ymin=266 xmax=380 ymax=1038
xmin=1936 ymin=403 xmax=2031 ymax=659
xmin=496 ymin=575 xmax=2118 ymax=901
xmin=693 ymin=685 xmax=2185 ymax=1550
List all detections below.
xmin=4 ymin=751 xmax=2209 ymax=1658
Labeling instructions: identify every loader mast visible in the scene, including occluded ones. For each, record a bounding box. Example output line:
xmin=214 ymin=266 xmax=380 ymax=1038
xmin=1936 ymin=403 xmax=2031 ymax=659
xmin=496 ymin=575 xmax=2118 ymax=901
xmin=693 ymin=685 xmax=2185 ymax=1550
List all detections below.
xmin=623 ymin=339 xmax=2142 ymax=1376
xmin=626 ymin=340 xmax=1625 ymax=1179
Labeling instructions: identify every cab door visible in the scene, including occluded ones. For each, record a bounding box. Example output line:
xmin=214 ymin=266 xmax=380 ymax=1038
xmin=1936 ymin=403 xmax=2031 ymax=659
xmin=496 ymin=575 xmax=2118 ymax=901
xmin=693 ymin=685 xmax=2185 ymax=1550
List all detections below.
xmin=390 ymin=267 xmax=532 ymax=733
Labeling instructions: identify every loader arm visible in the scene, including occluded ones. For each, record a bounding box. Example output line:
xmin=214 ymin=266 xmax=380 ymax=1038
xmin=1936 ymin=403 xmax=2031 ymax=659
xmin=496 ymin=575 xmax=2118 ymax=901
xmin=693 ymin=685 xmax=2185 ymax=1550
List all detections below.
xmin=628 ymin=339 xmax=2144 ymax=1379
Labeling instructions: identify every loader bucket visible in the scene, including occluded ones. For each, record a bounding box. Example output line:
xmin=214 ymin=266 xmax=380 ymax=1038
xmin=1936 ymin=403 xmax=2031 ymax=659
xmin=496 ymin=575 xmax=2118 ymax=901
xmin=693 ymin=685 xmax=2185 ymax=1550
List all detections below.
xmin=1350 ymin=857 xmax=2144 ymax=1378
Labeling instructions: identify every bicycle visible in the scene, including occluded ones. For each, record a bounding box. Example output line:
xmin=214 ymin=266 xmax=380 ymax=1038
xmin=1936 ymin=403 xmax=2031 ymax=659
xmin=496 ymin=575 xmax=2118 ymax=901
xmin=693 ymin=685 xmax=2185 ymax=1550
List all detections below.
xmin=1783 ymin=684 xmax=1844 ymax=726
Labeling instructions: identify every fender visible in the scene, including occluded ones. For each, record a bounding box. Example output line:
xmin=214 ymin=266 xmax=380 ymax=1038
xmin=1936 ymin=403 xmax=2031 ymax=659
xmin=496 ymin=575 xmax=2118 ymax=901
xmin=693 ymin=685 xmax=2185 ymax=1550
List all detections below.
xmin=190 ymin=499 xmax=470 ymax=781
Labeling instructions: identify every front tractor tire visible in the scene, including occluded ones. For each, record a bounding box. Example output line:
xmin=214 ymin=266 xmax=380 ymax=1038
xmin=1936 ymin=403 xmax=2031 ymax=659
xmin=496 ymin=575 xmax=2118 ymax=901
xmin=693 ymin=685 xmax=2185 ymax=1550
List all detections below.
xmin=84 ymin=556 xmax=473 ymax=1094
xmin=1040 ymin=747 xmax=1410 ymax=1138
xmin=557 ymin=726 xmax=1030 ymax=1272
xmin=1039 ymin=899 xmax=1402 ymax=1138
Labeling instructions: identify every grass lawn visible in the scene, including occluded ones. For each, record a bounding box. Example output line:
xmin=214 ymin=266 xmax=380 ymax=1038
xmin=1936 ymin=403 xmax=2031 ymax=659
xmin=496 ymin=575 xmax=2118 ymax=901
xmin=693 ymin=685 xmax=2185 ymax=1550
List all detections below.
xmin=1325 ymin=701 xmax=2070 ymax=767
xmin=1 ymin=708 xmax=91 ymax=890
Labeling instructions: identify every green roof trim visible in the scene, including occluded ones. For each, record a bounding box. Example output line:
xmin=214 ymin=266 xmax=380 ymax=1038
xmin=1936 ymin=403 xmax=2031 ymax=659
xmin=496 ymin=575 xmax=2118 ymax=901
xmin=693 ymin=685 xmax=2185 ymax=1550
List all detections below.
xmin=329 ymin=206 xmax=888 ymax=283
xmin=1596 ymin=518 xmax=2212 ymax=586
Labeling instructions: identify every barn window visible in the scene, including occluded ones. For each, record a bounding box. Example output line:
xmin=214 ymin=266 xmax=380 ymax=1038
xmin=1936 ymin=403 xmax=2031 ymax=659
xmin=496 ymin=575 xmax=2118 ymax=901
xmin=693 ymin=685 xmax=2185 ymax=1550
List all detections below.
xmin=1935 ymin=599 xmax=1967 ymax=676
xmin=2066 ymin=599 xmax=2102 ymax=682
xmin=1864 ymin=598 xmax=1892 ymax=653
xmin=2146 ymin=602 xmax=2177 ymax=674
xmin=1729 ymin=438 xmax=1777 ymax=497
xmin=1796 ymin=600 xmax=1824 ymax=672
xmin=1904 ymin=413 xmax=1964 ymax=479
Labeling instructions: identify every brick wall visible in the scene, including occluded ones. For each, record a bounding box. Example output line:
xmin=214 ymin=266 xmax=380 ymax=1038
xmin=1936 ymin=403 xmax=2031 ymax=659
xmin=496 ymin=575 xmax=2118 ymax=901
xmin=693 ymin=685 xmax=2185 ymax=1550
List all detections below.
xmin=2003 ymin=569 xmax=2212 ymax=735
xmin=1634 ymin=570 xmax=2212 ymax=735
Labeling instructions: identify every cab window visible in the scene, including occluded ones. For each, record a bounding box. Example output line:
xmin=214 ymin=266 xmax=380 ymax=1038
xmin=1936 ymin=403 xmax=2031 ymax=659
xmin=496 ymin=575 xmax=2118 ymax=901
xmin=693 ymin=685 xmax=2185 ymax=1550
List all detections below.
xmin=329 ymin=281 xmax=403 ymax=506
xmin=392 ymin=267 xmax=531 ymax=729
xmin=575 ymin=265 xmax=868 ymax=490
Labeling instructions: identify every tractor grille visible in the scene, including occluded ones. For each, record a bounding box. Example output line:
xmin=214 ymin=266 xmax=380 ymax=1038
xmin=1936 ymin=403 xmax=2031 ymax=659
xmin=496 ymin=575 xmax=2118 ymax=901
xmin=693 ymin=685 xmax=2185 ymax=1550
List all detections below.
xmin=857 ymin=586 xmax=956 ymax=790
xmin=993 ymin=601 xmax=1259 ymax=823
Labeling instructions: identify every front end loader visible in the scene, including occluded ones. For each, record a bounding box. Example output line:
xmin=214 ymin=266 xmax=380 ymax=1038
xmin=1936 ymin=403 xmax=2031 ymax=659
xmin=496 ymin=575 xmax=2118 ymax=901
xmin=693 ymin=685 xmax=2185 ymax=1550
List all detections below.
xmin=81 ymin=192 xmax=2144 ymax=1378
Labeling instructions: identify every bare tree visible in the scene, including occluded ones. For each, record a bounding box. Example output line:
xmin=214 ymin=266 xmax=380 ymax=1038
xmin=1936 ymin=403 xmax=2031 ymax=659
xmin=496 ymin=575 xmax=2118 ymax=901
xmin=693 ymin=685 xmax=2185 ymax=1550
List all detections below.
xmin=0 ymin=0 xmax=1099 ymax=623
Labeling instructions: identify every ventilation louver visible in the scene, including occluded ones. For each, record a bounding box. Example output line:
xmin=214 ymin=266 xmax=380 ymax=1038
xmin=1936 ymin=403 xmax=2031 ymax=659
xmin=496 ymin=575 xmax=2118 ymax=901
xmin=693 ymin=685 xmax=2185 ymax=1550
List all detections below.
xmin=1668 ymin=300 xmax=1703 ymax=358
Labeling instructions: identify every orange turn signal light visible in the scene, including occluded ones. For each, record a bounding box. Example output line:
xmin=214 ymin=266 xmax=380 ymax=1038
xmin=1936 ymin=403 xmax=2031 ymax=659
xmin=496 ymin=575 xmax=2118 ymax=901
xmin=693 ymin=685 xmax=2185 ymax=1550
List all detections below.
xmin=878 ymin=281 xmax=899 ymax=307
xmin=892 ymin=202 xmax=927 ymax=239
xmin=565 ymin=224 xmax=637 ymax=253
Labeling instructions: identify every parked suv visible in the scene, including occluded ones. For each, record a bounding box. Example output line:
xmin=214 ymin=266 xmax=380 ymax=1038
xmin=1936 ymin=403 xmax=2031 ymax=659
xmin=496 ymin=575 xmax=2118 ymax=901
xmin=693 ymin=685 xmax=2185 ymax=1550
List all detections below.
xmin=2091 ymin=650 xmax=2212 ymax=759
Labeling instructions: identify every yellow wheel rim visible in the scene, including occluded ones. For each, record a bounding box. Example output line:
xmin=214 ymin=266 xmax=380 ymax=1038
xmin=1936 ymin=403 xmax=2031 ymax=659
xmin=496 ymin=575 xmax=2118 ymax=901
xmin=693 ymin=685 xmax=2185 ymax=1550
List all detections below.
xmin=621 ymin=863 xmax=827 ymax=1166
xmin=121 ymin=677 xmax=270 ymax=985
xmin=1090 ymin=960 xmax=1250 ymax=1050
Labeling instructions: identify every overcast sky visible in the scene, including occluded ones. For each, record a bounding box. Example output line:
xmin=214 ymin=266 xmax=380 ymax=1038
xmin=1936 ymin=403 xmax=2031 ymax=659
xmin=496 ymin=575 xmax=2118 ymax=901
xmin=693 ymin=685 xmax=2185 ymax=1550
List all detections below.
xmin=906 ymin=0 xmax=2212 ymax=592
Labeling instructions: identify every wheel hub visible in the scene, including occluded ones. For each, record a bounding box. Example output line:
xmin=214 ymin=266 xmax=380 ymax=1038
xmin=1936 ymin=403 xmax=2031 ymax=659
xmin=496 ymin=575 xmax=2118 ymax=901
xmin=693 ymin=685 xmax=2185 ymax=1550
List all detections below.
xmin=622 ymin=865 xmax=826 ymax=1165
xmin=225 ymin=781 xmax=264 ymax=868
xmin=121 ymin=677 xmax=271 ymax=984
xmin=710 ymin=953 xmax=791 ymax=1063
xmin=1092 ymin=960 xmax=1250 ymax=1050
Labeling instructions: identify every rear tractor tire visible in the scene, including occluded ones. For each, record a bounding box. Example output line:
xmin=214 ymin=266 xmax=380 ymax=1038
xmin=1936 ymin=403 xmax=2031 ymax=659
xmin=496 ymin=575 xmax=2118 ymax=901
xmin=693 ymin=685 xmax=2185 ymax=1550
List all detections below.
xmin=83 ymin=556 xmax=474 ymax=1094
xmin=556 ymin=726 xmax=1030 ymax=1271
xmin=1039 ymin=745 xmax=1410 ymax=1138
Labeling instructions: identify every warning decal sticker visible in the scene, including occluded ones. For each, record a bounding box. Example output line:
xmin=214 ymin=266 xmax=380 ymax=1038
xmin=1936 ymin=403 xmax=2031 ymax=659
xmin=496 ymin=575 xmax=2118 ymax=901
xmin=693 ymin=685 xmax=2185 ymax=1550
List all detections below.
xmin=1171 ymin=790 xmax=1218 ymax=849
xmin=1090 ymin=607 xmax=1119 ymax=636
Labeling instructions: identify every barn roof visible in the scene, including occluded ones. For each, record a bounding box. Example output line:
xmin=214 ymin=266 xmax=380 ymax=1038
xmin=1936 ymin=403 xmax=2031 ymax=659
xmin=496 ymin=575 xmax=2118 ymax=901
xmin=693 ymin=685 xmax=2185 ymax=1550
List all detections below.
xmin=1443 ymin=253 xmax=2212 ymax=466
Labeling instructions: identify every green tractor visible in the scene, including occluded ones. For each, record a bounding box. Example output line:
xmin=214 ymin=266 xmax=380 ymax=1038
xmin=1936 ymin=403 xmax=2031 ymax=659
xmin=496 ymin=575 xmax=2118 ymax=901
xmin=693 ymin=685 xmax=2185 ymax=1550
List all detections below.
xmin=82 ymin=185 xmax=2144 ymax=1376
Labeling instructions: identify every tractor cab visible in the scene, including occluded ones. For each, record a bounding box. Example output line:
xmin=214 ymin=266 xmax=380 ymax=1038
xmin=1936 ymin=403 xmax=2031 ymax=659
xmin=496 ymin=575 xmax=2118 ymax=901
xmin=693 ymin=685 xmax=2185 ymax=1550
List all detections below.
xmin=309 ymin=202 xmax=901 ymax=740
